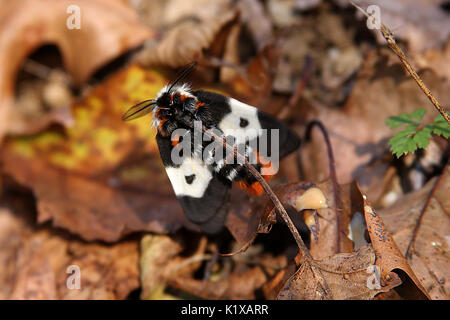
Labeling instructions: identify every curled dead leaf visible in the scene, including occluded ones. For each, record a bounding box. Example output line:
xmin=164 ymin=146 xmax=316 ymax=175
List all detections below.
xmin=134 ymin=0 xmax=237 ymax=67
xmin=277 ymin=245 xmax=400 ymax=300
xmin=360 ymin=185 xmax=430 ymax=299
xmin=378 ymin=169 xmax=450 ymax=299
xmin=0 ymin=0 xmax=152 ymax=139
xmin=170 ymin=266 xmax=268 ymax=300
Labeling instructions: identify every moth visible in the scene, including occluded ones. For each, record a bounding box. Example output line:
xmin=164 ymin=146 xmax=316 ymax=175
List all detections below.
xmin=122 ymin=63 xmax=300 ymax=234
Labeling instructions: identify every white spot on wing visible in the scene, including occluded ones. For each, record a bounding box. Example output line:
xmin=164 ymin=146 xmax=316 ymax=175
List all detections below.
xmin=227 ymin=168 xmax=238 ymax=181
xmin=219 ymin=98 xmax=262 ymax=145
xmin=165 ymin=156 xmax=212 ymax=198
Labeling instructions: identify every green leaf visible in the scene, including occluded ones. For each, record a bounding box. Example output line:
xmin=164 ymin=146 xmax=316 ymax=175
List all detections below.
xmin=433 ymin=113 xmax=449 ymax=124
xmin=388 ymin=129 xmax=417 ymax=158
xmin=387 ymin=109 xmax=448 ymax=158
xmin=413 ymin=128 xmax=432 ymax=149
xmin=389 ymin=135 xmax=417 ymax=158
xmin=386 ymin=113 xmax=415 ymax=129
xmin=411 ymin=109 xmax=427 ymax=121
xmin=431 ymin=114 xmax=450 ymax=138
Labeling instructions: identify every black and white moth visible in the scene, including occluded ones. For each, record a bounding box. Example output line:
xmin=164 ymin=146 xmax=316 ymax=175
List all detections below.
xmin=122 ymin=63 xmax=300 ymax=234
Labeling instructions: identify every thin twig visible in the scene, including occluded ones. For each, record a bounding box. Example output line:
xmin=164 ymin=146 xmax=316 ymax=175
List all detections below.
xmin=202 ymin=126 xmax=333 ymax=298
xmin=278 ymin=55 xmax=312 ymax=120
xmin=220 ymin=233 xmax=258 ymax=256
xmin=305 ymin=120 xmax=344 ymax=252
xmin=23 ymin=59 xmax=72 ymax=85
xmin=349 ymin=1 xmax=449 ymax=124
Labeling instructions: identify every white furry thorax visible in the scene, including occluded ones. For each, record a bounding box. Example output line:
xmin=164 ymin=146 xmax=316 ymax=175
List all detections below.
xmin=152 ymin=84 xmax=196 ymax=129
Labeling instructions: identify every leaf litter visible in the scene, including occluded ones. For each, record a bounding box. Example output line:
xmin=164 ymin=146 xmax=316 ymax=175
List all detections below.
xmin=0 ymin=0 xmax=448 ymax=300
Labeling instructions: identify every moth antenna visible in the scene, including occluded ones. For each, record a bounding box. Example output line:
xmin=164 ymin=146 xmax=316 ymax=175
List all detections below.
xmin=167 ymin=62 xmax=198 ymax=93
xmin=122 ymin=100 xmax=156 ymax=121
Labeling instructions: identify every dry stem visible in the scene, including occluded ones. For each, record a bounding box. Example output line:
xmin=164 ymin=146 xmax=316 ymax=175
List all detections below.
xmin=350 ymin=1 xmax=449 ymax=124
xmin=202 ymin=126 xmax=333 ymax=298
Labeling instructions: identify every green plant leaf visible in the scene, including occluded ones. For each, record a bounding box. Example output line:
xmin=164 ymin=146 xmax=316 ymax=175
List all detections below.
xmin=410 ymin=109 xmax=427 ymax=121
xmin=387 ymin=110 xmax=449 ymax=158
xmin=386 ymin=113 xmax=415 ymax=129
xmin=413 ymin=128 xmax=432 ymax=149
xmin=388 ymin=134 xmax=417 ymax=158
xmin=431 ymin=114 xmax=450 ymax=138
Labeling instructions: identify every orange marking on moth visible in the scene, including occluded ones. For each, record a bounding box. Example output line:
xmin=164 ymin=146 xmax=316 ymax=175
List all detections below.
xmin=236 ymin=151 xmax=276 ymax=196
xmin=195 ymin=102 xmax=205 ymax=109
xmin=155 ymin=109 xmax=165 ymax=120
xmin=180 ymin=94 xmax=187 ymax=102
xmin=247 ymin=181 xmax=264 ymax=196
xmin=255 ymin=151 xmax=275 ymax=180
xmin=237 ymin=180 xmax=264 ymax=196
xmin=172 ymin=133 xmax=180 ymax=146
xmin=158 ymin=119 xmax=167 ymax=133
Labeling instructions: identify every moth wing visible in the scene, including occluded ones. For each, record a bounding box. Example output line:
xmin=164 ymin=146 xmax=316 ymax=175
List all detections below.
xmin=257 ymin=110 xmax=300 ymax=158
xmin=193 ymin=91 xmax=300 ymax=158
xmin=156 ymin=133 xmax=231 ymax=234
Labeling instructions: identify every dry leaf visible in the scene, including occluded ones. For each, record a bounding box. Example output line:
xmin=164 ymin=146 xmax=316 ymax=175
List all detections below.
xmin=270 ymin=5 xmax=362 ymax=98
xmin=224 ymin=188 xmax=265 ymax=246
xmin=265 ymin=178 xmax=430 ymax=299
xmin=0 ymin=0 xmax=152 ymax=139
xmin=237 ymin=0 xmax=274 ymax=51
xmin=417 ymin=38 xmax=450 ymax=85
xmin=361 ymin=187 xmax=430 ymax=299
xmin=378 ymin=169 xmax=450 ymax=299
xmin=170 ymin=266 xmax=268 ymax=300
xmin=343 ymin=0 xmax=450 ymax=53
xmin=140 ymin=234 xmax=183 ymax=299
xmin=277 ymin=245 xmax=399 ymax=299
xmin=0 ymin=198 xmax=140 ymax=300
xmin=134 ymin=0 xmax=237 ymax=67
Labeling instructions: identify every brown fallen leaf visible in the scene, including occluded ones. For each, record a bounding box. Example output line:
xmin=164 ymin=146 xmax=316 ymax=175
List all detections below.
xmin=262 ymin=252 xmax=300 ymax=300
xmin=140 ymin=234 xmax=210 ymax=300
xmin=277 ymin=245 xmax=399 ymax=300
xmin=1 ymin=65 xmax=197 ymax=242
xmin=0 ymin=0 xmax=152 ymax=139
xmin=341 ymin=0 xmax=450 ymax=53
xmin=140 ymin=234 xmax=182 ymax=299
xmin=60 ymin=239 xmax=140 ymax=300
xmin=170 ymin=265 xmax=268 ymax=300
xmin=224 ymin=188 xmax=265 ymax=247
xmin=377 ymin=168 xmax=450 ymax=300
xmin=236 ymin=0 xmax=274 ymax=51
xmin=269 ymin=4 xmax=363 ymax=103
xmin=0 ymin=196 xmax=140 ymax=300
xmin=360 ymin=186 xmax=430 ymax=299
xmin=11 ymin=64 xmax=75 ymax=136
xmin=417 ymin=38 xmax=450 ymax=85
xmin=224 ymin=45 xmax=278 ymax=109
xmin=262 ymin=176 xmax=430 ymax=299
xmin=134 ymin=0 xmax=237 ymax=68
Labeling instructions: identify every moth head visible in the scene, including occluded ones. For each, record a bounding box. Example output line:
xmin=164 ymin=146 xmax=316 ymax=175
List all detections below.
xmin=156 ymin=90 xmax=172 ymax=109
